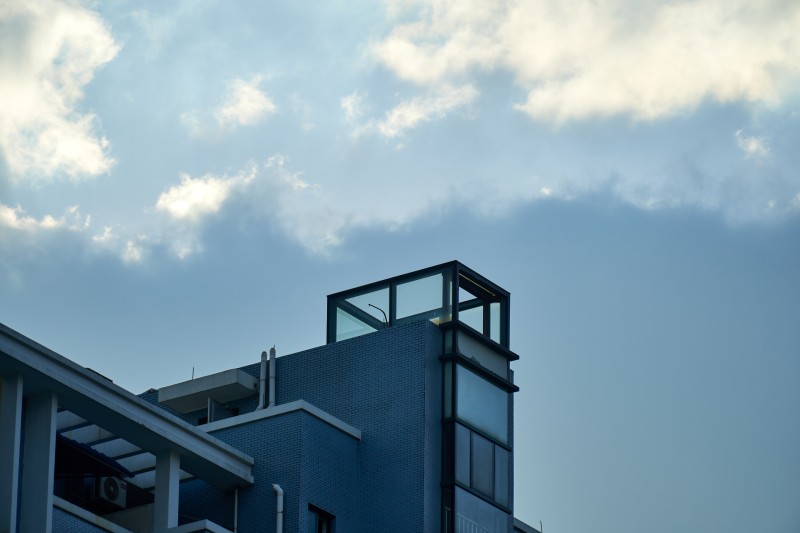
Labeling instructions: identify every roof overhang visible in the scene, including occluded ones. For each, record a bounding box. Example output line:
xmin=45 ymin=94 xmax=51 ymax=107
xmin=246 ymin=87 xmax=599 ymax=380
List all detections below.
xmin=0 ymin=323 xmax=254 ymax=491
xmin=158 ymin=369 xmax=258 ymax=413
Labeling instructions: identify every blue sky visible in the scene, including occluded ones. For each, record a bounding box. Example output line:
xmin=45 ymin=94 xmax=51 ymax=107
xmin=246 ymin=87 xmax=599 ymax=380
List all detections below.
xmin=1 ymin=1 xmax=799 ymax=531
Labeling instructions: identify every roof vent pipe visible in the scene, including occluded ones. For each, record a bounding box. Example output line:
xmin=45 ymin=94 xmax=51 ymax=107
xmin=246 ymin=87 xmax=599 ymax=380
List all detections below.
xmin=268 ymin=346 xmax=277 ymax=408
xmin=257 ymin=350 xmax=268 ymax=410
xmin=272 ymin=484 xmax=284 ymax=533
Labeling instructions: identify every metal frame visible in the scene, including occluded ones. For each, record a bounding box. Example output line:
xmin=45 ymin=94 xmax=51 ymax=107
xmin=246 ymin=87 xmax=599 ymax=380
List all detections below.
xmin=327 ymin=261 xmax=512 ymax=348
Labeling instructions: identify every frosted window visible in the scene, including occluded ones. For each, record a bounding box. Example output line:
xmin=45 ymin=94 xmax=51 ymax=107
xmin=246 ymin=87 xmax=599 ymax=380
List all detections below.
xmin=456 ymin=365 xmax=508 ymax=444
xmin=455 ymin=423 xmax=470 ymax=486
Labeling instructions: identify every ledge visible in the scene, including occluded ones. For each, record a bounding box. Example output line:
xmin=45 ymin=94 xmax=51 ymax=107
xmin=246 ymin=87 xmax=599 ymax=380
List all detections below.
xmin=200 ymin=399 xmax=362 ymax=440
xmin=53 ymin=496 xmax=133 ymax=533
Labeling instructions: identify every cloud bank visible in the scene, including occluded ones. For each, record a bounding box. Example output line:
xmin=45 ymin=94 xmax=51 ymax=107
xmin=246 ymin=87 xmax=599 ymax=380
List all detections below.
xmin=0 ymin=0 xmax=119 ymax=182
xmin=373 ymin=0 xmax=800 ymax=123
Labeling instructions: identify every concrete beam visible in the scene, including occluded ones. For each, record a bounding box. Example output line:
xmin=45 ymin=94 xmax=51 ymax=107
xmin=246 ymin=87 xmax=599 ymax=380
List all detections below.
xmin=0 ymin=374 xmax=23 ymax=533
xmin=20 ymin=392 xmax=57 ymax=533
xmin=154 ymin=450 xmax=180 ymax=532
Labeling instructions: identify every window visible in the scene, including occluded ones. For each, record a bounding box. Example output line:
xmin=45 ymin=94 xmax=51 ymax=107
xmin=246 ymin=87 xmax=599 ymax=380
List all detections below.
xmin=308 ymin=505 xmax=335 ymax=533
xmin=456 ymin=365 xmax=509 ymax=444
xmin=454 ymin=423 xmax=510 ymax=508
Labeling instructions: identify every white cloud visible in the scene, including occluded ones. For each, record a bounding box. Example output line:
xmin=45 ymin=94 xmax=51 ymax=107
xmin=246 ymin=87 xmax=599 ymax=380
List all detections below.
xmin=182 ymin=77 xmax=276 ymax=139
xmin=341 ymin=92 xmax=366 ymax=122
xmin=0 ymin=204 xmax=90 ymax=232
xmin=0 ymin=0 xmax=120 ymax=182
xmin=155 ymin=167 xmax=256 ymax=222
xmin=373 ymin=0 xmax=800 ymax=123
xmin=350 ymin=85 xmax=477 ymax=139
xmin=735 ymin=129 xmax=769 ymax=159
xmin=145 ymin=157 xmax=361 ymax=257
xmin=215 ymin=77 xmax=277 ymax=129
xmin=378 ymin=84 xmax=477 ymax=137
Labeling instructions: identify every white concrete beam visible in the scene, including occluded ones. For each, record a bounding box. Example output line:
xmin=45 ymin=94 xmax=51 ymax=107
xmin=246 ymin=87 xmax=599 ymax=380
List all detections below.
xmin=20 ymin=392 xmax=57 ymax=533
xmin=154 ymin=450 xmax=180 ymax=532
xmin=0 ymin=374 xmax=23 ymax=533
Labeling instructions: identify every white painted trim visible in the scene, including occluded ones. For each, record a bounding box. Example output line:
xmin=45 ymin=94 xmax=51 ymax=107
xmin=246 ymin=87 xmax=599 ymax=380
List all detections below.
xmin=53 ymin=496 xmax=133 ymax=533
xmin=200 ymin=400 xmax=362 ymax=440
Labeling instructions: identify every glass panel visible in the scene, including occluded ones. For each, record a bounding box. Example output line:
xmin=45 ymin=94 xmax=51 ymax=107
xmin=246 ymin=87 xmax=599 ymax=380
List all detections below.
xmin=471 ymin=431 xmax=494 ymax=498
xmin=444 ymin=362 xmax=453 ymax=419
xmin=455 ymin=487 xmax=508 ymax=533
xmin=490 ymin=302 xmax=501 ymax=343
xmin=494 ymin=445 xmax=509 ymax=507
xmin=455 ymin=423 xmax=470 ymax=486
xmin=397 ymin=273 xmax=444 ymax=321
xmin=457 ymin=331 xmax=507 ymax=378
xmin=346 ymin=287 xmax=389 ymax=325
xmin=456 ymin=365 xmax=508 ymax=444
xmin=335 ymin=308 xmax=376 ymax=341
xmin=459 ymin=305 xmax=483 ymax=333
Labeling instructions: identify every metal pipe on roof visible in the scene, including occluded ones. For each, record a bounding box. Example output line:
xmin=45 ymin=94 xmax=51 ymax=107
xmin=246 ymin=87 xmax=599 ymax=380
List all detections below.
xmin=257 ymin=351 xmax=268 ymax=410
xmin=268 ymin=346 xmax=276 ymax=408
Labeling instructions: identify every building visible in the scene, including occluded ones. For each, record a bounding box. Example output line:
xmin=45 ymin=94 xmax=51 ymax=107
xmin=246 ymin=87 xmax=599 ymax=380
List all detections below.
xmin=0 ymin=261 xmax=539 ymax=533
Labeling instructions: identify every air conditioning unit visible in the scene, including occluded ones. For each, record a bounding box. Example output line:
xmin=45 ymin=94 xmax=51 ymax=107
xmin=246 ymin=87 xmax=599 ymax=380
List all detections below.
xmin=96 ymin=477 xmax=127 ymax=508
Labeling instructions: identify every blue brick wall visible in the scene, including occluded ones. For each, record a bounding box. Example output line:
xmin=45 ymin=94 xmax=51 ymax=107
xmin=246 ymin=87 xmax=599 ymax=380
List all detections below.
xmin=265 ymin=321 xmax=443 ymax=532
xmin=181 ymin=409 xmax=358 ymax=533
xmin=147 ymin=321 xmax=455 ymax=532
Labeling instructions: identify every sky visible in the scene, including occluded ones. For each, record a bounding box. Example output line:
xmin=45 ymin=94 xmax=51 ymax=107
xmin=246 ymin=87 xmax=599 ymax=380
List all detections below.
xmin=1 ymin=0 xmax=799 ymax=531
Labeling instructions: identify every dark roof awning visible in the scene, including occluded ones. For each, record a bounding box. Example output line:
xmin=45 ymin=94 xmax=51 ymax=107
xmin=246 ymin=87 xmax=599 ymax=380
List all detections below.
xmin=55 ymin=434 xmax=132 ymax=478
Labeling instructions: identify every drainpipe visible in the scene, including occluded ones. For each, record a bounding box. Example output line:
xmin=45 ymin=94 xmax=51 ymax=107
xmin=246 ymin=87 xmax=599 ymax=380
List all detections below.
xmin=268 ymin=346 xmax=277 ymax=408
xmin=233 ymin=487 xmax=238 ymax=532
xmin=257 ymin=350 xmax=268 ymax=409
xmin=272 ymin=484 xmax=284 ymax=533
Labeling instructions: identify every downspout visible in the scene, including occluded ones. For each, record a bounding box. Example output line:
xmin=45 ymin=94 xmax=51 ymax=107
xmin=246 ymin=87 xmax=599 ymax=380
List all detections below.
xmin=268 ymin=346 xmax=277 ymax=408
xmin=257 ymin=350 xmax=268 ymax=409
xmin=233 ymin=487 xmax=238 ymax=533
xmin=272 ymin=484 xmax=284 ymax=533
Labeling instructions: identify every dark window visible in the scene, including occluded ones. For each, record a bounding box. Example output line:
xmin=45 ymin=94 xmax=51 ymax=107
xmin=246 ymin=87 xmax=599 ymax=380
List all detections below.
xmin=494 ymin=445 xmax=509 ymax=507
xmin=455 ymin=423 xmax=470 ymax=485
xmin=453 ymin=422 xmax=510 ymax=508
xmin=308 ymin=505 xmax=335 ymax=533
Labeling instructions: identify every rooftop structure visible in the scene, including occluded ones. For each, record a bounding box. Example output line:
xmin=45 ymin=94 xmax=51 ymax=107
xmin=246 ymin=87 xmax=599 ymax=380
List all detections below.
xmin=1 ymin=261 xmax=536 ymax=533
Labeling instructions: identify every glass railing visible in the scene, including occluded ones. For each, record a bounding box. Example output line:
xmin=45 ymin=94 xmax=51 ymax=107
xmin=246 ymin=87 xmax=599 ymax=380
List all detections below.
xmin=327 ymin=262 xmax=510 ymax=348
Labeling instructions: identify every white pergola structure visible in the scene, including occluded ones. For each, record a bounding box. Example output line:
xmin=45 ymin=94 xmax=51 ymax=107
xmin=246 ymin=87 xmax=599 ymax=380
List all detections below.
xmin=0 ymin=324 xmax=254 ymax=533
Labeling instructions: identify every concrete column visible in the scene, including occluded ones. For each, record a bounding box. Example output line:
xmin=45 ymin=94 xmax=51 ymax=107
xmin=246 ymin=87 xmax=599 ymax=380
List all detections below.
xmin=154 ymin=450 xmax=180 ymax=532
xmin=0 ymin=374 xmax=23 ymax=533
xmin=19 ymin=391 xmax=57 ymax=533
